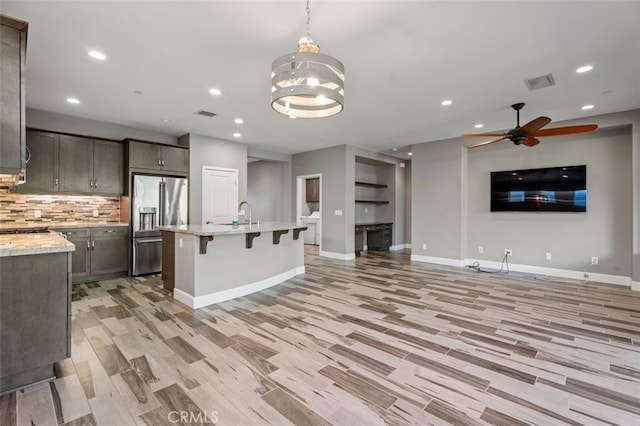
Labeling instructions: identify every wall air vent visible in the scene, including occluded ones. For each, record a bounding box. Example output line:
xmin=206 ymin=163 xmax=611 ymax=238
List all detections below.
xmin=194 ymin=110 xmax=217 ymax=118
xmin=524 ymin=73 xmax=555 ymax=91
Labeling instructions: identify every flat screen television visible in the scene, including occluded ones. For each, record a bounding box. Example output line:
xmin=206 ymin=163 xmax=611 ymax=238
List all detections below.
xmin=490 ymin=165 xmax=586 ymax=212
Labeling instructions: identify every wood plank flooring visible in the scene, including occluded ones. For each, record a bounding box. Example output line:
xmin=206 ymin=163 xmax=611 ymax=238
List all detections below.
xmin=1 ymin=246 xmax=639 ymax=425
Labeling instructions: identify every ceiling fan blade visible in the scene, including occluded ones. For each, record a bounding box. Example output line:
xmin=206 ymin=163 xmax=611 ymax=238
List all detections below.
xmin=463 ymin=132 xmax=510 ymax=137
xmin=521 ymin=137 xmax=540 ymax=147
xmin=519 ymin=116 xmax=552 ymax=134
xmin=533 ymin=124 xmax=598 ymax=137
xmin=468 ymin=136 xmax=509 ymax=149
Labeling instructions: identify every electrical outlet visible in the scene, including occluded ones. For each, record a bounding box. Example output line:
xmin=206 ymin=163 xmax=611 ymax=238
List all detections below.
xmin=334 ymin=210 xmax=343 ymax=216
xmin=34 ymin=210 xmax=42 ymax=218
xmin=93 ymin=210 xmax=99 ymax=217
xmin=505 ymin=249 xmax=512 ymax=256
xmin=591 ymin=256 xmax=598 ymax=265
xmin=478 ymin=246 xmax=484 ymax=254
xmin=546 ymin=252 xmax=552 ymax=260
xmin=179 ymin=238 xmax=183 ymax=248
xmin=422 ymin=243 xmax=427 ymax=250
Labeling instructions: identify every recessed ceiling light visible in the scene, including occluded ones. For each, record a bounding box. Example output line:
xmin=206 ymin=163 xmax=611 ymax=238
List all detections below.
xmin=576 ymin=65 xmax=593 ymax=73
xmin=233 ymin=132 xmax=241 ymax=138
xmin=66 ymin=97 xmax=80 ymax=104
xmin=209 ymin=88 xmax=222 ymax=96
xmin=234 ymin=118 xmax=244 ymax=125
xmin=581 ymin=104 xmax=594 ymax=110
xmin=408 ymin=152 xmax=413 ymax=156
xmin=441 ymin=99 xmax=453 ymax=106
xmin=160 ymin=118 xmax=171 ymax=123
xmin=88 ymin=50 xmax=106 ymax=60
xmin=474 ymin=123 xmax=484 ymax=129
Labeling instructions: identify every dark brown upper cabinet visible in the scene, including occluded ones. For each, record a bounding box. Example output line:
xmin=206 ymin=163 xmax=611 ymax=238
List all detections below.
xmin=128 ymin=140 xmax=188 ymax=174
xmin=306 ymin=178 xmax=319 ymax=203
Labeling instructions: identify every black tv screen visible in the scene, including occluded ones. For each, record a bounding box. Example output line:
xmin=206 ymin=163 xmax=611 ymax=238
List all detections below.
xmin=491 ymin=165 xmax=586 ymax=212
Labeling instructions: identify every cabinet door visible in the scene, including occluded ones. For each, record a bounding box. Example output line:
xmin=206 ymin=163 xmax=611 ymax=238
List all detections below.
xmin=0 ymin=24 xmax=25 ymax=174
xmin=18 ymin=130 xmax=58 ymax=193
xmin=160 ymin=145 xmax=188 ymax=173
xmin=59 ymin=135 xmax=93 ymax=193
xmin=93 ymin=140 xmax=124 ymax=194
xmin=58 ymin=228 xmax=91 ymax=281
xmin=91 ymin=227 xmax=128 ymax=276
xmin=306 ymin=178 xmax=319 ymax=202
xmin=129 ymin=141 xmax=160 ymax=170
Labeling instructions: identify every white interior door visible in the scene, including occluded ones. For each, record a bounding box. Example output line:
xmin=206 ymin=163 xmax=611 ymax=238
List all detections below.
xmin=202 ymin=167 xmax=238 ymax=224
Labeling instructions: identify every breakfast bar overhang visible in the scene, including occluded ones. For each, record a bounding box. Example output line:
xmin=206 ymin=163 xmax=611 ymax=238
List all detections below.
xmin=159 ymin=223 xmax=306 ymax=309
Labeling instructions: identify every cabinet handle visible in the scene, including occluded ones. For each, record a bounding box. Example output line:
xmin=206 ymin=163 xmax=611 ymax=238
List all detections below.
xmin=87 ymin=241 xmax=90 ymax=250
xmin=91 ymin=241 xmax=95 ymax=250
xmin=55 ymin=178 xmax=59 ymax=186
xmin=106 ymin=230 xmax=115 ymax=233
xmin=157 ymin=159 xmax=161 ymax=166
xmin=161 ymin=159 xmax=165 ymax=167
xmin=94 ymin=179 xmax=98 ymax=188
xmin=89 ymin=179 xmax=93 ymax=188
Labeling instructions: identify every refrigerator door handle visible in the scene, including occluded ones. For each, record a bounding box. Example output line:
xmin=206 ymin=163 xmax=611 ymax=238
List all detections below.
xmin=158 ymin=180 xmax=166 ymax=227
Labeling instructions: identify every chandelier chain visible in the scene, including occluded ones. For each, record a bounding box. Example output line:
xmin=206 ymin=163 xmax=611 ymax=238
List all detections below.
xmin=306 ymin=0 xmax=311 ymax=38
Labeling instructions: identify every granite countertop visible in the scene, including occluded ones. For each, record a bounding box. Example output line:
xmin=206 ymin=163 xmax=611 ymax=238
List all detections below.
xmin=0 ymin=231 xmax=75 ymax=257
xmin=158 ymin=222 xmax=306 ymax=236
xmin=0 ymin=222 xmax=128 ymax=231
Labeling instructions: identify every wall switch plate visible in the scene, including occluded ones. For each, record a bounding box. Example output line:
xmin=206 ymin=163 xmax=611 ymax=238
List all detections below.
xmin=334 ymin=210 xmax=342 ymax=216
xmin=478 ymin=246 xmax=483 ymax=254
xmin=179 ymin=238 xmax=183 ymax=248
xmin=422 ymin=243 xmax=427 ymax=250
xmin=93 ymin=210 xmax=99 ymax=217
xmin=400 ymin=162 xmax=406 ymax=168
xmin=505 ymin=249 xmax=512 ymax=256
xmin=546 ymin=252 xmax=552 ymax=260
xmin=591 ymin=256 xmax=599 ymax=265
xmin=364 ymin=208 xmax=368 ymax=213
xmin=34 ymin=210 xmax=42 ymax=218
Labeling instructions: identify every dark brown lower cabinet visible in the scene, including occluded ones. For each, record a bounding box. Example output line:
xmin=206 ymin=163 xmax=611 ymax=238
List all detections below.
xmin=56 ymin=226 xmax=128 ymax=283
xmin=161 ymin=230 xmax=175 ymax=291
xmin=355 ymin=223 xmax=393 ymax=254
xmin=0 ymin=252 xmax=71 ymax=393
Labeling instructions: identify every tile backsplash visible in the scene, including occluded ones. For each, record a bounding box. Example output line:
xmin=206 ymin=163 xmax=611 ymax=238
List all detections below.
xmin=0 ymin=193 xmax=121 ymax=226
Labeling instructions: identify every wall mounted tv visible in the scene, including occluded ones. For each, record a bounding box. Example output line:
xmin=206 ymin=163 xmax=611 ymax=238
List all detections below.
xmin=490 ymin=165 xmax=586 ymax=212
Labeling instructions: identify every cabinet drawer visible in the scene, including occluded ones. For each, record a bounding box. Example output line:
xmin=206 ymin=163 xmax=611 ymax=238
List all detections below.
xmin=55 ymin=228 xmax=90 ymax=238
xmin=92 ymin=226 xmax=128 ymax=237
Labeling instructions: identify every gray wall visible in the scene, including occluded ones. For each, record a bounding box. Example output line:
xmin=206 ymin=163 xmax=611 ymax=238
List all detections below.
xmin=403 ymin=161 xmax=412 ymax=246
xmin=182 ymin=133 xmax=247 ymax=224
xmin=27 ymin=108 xmax=177 ymax=144
xmin=412 ymin=109 xmax=640 ymax=281
xmin=247 ymin=160 xmax=289 ymax=222
xmin=292 ymin=145 xmax=348 ymax=255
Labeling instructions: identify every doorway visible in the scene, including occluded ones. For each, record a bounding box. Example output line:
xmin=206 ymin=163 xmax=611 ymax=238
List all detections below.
xmin=296 ymin=174 xmax=322 ymax=250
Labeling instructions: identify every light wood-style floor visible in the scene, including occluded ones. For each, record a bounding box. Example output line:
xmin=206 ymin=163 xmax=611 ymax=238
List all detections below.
xmin=1 ymin=246 xmax=639 ymax=425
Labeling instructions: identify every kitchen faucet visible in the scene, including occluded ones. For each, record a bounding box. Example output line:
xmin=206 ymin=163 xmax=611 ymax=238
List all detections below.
xmin=238 ymin=201 xmax=252 ymax=225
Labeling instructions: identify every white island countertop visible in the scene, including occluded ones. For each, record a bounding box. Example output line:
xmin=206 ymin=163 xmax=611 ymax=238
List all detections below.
xmin=158 ymin=222 xmax=306 ymax=236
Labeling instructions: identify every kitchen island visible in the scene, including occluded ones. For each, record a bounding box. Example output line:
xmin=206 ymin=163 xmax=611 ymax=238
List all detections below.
xmin=0 ymin=230 xmax=74 ymax=393
xmin=159 ymin=222 xmax=307 ymax=309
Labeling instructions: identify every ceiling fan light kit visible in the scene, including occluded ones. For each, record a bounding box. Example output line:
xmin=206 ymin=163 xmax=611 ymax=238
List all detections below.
xmin=271 ymin=0 xmax=345 ymax=119
xmin=464 ymin=103 xmax=598 ymax=149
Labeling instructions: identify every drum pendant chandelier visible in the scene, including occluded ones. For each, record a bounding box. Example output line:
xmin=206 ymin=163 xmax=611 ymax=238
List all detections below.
xmin=270 ymin=0 xmax=345 ymax=118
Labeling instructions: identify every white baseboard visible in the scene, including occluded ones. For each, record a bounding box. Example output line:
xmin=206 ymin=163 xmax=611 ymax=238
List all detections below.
xmin=464 ymin=258 xmax=631 ymax=287
xmin=320 ymin=251 xmax=356 ymax=261
xmin=411 ymin=255 xmax=633 ymax=288
xmin=410 ymin=255 xmax=465 ymax=268
xmin=173 ymin=266 xmax=305 ymax=309
xmin=390 ymin=244 xmax=411 ymax=251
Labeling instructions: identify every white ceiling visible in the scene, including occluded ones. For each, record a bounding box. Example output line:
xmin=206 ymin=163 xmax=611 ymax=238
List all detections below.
xmin=3 ymin=1 xmax=640 ymax=157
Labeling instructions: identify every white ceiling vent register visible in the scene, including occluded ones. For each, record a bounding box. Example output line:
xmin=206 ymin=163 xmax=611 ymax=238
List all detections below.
xmin=524 ymin=74 xmax=555 ymax=91
xmin=194 ymin=110 xmax=217 ymax=118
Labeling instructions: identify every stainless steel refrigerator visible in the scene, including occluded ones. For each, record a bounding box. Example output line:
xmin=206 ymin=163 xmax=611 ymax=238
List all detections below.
xmin=132 ymin=175 xmax=188 ymax=276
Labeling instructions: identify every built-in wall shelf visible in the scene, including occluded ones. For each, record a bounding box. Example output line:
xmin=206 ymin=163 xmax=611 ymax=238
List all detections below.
xmin=355 ymin=200 xmax=390 ymax=204
xmin=355 ymin=181 xmax=388 ymax=188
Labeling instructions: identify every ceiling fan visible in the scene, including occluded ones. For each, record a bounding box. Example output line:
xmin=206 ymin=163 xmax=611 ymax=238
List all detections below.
xmin=464 ymin=103 xmax=598 ymax=149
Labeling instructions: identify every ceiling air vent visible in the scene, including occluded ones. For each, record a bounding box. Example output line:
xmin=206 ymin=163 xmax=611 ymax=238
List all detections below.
xmin=524 ymin=73 xmax=555 ymax=91
xmin=194 ymin=110 xmax=217 ymax=118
